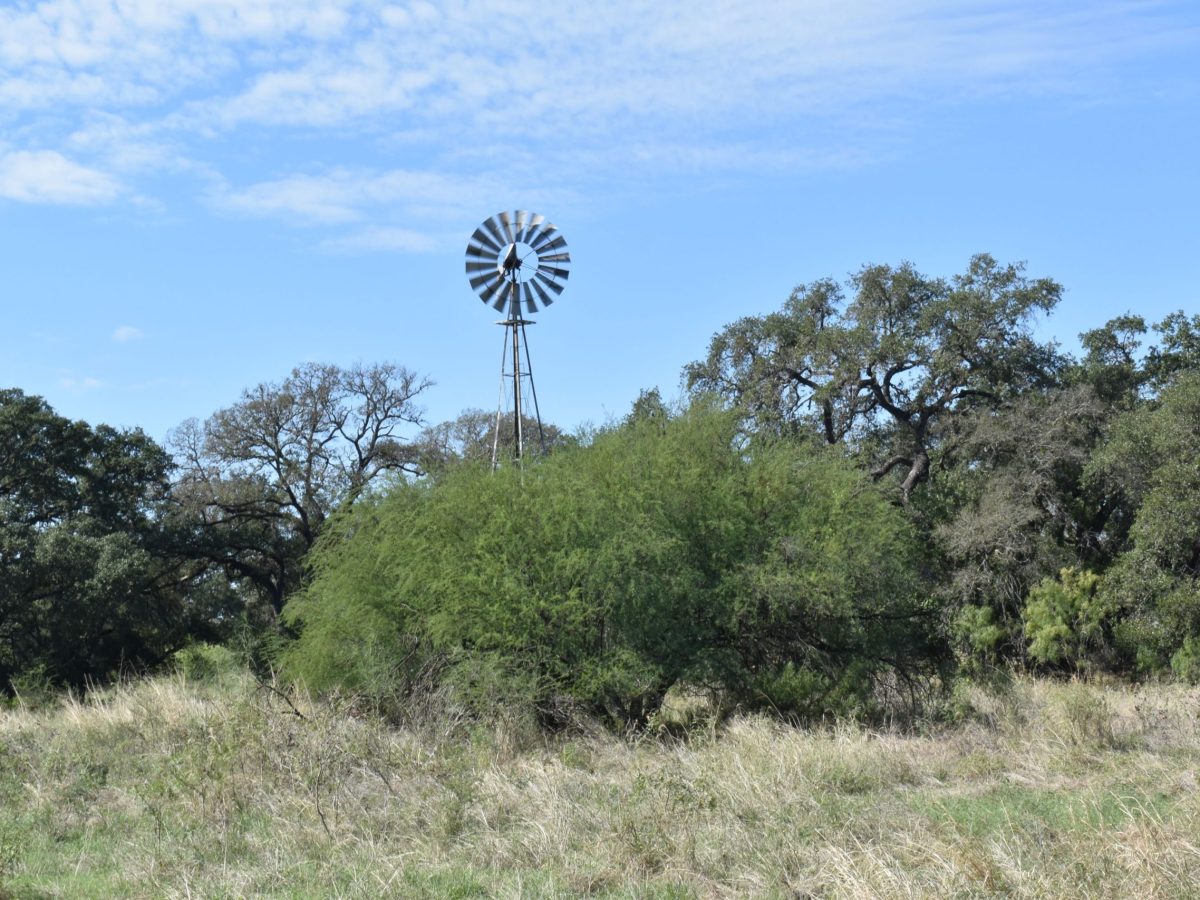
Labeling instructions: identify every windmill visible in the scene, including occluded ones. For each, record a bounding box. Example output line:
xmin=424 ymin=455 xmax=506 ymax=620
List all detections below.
xmin=465 ymin=211 xmax=570 ymax=466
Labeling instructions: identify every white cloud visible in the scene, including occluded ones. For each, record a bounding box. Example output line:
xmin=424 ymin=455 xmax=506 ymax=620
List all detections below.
xmin=5 ymin=2 xmax=1192 ymax=136
xmin=0 ymin=150 xmax=119 ymax=204
xmin=112 ymin=325 xmax=145 ymax=342
xmin=67 ymin=114 xmax=180 ymax=174
xmin=320 ymin=226 xmax=440 ymax=254
xmin=216 ymin=172 xmax=363 ymax=223
xmin=165 ymin=0 xmax=1197 ymax=140
xmin=213 ymin=166 xmax=548 ymax=225
xmin=59 ymin=375 xmax=104 ymax=391
xmin=0 ymin=0 xmax=1195 ymax=223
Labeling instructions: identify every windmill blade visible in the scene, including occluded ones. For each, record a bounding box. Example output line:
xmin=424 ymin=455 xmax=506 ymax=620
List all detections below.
xmin=470 ymin=228 xmax=501 ymax=253
xmin=523 ymin=213 xmax=545 ymax=243
xmin=466 ymin=211 xmax=567 ymax=314
xmin=530 ymin=278 xmax=555 ymax=308
xmin=491 ymin=281 xmax=517 ymax=312
xmin=537 ymin=235 xmax=567 ymax=254
xmin=537 ymin=264 xmax=570 ymax=281
xmin=481 ymin=215 xmax=506 ymax=248
xmin=534 ymin=272 xmax=565 ymax=295
xmin=530 ymin=224 xmax=558 ymax=250
xmin=498 ymin=210 xmax=517 ymax=243
xmin=470 ymin=271 xmax=503 ymax=293
xmin=466 ymin=243 xmax=498 ymax=261
xmin=479 ymin=276 xmax=507 ymax=306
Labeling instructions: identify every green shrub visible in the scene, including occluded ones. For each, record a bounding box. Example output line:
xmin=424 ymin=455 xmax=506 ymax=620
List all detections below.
xmin=1088 ymin=371 xmax=1200 ymax=673
xmin=7 ymin=664 xmax=55 ymax=709
xmin=953 ymin=605 xmax=1011 ymax=666
xmin=1170 ymin=636 xmax=1200 ymax=683
xmin=1105 ymin=571 xmax=1200 ymax=675
xmin=282 ymin=402 xmax=943 ymax=728
xmin=1022 ymin=567 xmax=1111 ymax=671
xmin=173 ymin=642 xmax=241 ymax=682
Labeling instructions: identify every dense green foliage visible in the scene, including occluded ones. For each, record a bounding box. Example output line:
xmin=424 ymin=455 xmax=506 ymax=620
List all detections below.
xmin=0 ymin=390 xmax=221 ymax=690
xmin=1022 ymin=568 xmax=1110 ymax=671
xmin=686 ymin=261 xmax=1199 ymax=681
xmin=3 ymin=256 xmax=1198 ymax=721
xmin=283 ymin=404 xmax=942 ymax=726
xmin=1089 ymin=372 xmax=1200 ymax=673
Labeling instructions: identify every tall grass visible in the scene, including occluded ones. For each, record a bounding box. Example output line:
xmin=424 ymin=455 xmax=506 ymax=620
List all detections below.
xmin=2 ymin=671 xmax=1199 ymax=897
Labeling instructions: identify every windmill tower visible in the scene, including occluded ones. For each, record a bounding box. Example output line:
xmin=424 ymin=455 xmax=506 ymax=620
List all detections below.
xmin=465 ymin=211 xmax=570 ymax=466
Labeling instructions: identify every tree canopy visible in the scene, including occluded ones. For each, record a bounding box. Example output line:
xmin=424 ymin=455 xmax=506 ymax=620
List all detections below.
xmin=0 ymin=390 xmax=217 ymax=690
xmin=169 ymin=361 xmax=431 ymax=614
xmin=686 ymin=254 xmax=1062 ymax=500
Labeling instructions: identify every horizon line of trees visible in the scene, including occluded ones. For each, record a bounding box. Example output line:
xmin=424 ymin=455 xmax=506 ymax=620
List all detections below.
xmin=2 ymin=253 xmax=1198 ymax=726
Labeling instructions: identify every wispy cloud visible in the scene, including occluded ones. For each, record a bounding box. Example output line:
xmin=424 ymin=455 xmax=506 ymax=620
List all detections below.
xmin=320 ymin=226 xmax=441 ymax=254
xmin=212 ymin=166 xmax=563 ymax=228
xmin=59 ymin=374 xmax=104 ymax=391
xmin=112 ymin=325 xmax=145 ymax=343
xmin=215 ymin=172 xmax=364 ymax=224
xmin=1 ymin=0 xmax=1195 ymax=228
xmin=0 ymin=150 xmax=120 ymax=204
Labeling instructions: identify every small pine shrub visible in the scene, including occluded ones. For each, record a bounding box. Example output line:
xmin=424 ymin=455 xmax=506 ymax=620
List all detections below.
xmin=7 ymin=664 xmax=55 ymax=709
xmin=954 ymin=604 xmax=1010 ymax=666
xmin=1022 ymin=567 xmax=1112 ymax=672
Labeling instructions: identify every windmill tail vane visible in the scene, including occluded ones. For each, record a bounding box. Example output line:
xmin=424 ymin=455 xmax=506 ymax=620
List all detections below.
xmin=465 ymin=210 xmax=571 ymax=467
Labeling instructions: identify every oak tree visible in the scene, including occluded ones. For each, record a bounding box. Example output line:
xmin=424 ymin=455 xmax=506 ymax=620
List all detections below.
xmin=685 ymin=254 xmax=1063 ymax=500
xmin=170 ymin=361 xmax=431 ymax=614
xmin=0 ymin=390 xmax=215 ymax=689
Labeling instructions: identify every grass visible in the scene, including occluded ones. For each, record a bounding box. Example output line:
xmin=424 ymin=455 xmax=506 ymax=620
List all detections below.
xmin=2 ymin=671 xmax=1199 ymax=898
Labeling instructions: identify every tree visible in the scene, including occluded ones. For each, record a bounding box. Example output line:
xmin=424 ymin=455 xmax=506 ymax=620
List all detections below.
xmin=1075 ymin=314 xmax=1148 ymax=406
xmin=1088 ymin=371 xmax=1200 ymax=671
xmin=937 ymin=310 xmax=1200 ymax=668
xmin=1074 ymin=310 xmax=1200 ymax=404
xmin=936 ymin=385 xmax=1116 ymax=662
xmin=1145 ymin=311 xmax=1200 ymax=390
xmin=685 ymin=254 xmax=1063 ymax=500
xmin=0 ymin=390 xmax=216 ymax=690
xmin=169 ymin=361 xmax=431 ymax=614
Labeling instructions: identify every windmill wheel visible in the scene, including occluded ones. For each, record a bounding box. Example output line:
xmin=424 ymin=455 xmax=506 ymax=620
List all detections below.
xmin=465 ymin=210 xmax=570 ymax=316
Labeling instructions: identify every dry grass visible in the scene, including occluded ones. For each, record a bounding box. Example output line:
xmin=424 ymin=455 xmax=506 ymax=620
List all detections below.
xmin=2 ymin=672 xmax=1200 ymax=898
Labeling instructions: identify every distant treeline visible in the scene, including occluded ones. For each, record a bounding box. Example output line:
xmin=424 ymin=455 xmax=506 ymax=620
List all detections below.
xmin=2 ymin=254 xmax=1197 ymax=727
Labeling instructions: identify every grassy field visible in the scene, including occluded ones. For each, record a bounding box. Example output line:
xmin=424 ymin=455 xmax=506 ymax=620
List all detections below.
xmin=2 ymin=669 xmax=1199 ymax=899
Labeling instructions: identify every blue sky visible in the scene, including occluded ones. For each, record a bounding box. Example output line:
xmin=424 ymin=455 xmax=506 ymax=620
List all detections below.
xmin=1 ymin=0 xmax=1197 ymax=443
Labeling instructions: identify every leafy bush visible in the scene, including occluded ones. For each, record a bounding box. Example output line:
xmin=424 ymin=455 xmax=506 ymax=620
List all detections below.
xmin=174 ymin=642 xmax=242 ymax=682
xmin=953 ymin=604 xmax=1011 ymax=666
xmin=282 ymin=402 xmax=943 ymax=728
xmin=1022 ymin=567 xmax=1112 ymax=671
xmin=1170 ymin=636 xmax=1200 ymax=683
